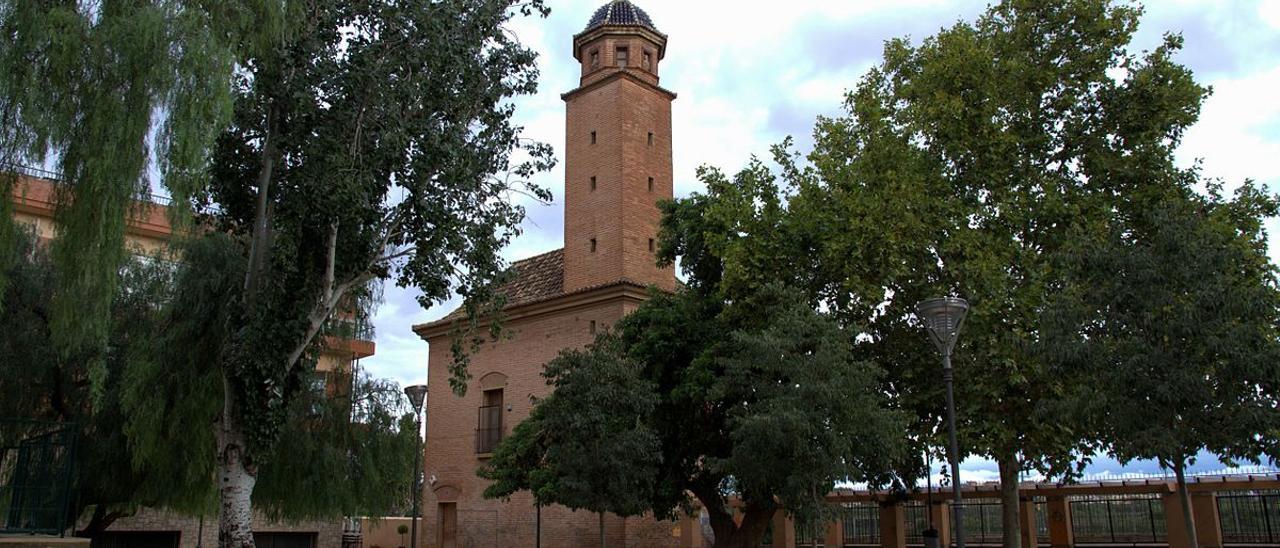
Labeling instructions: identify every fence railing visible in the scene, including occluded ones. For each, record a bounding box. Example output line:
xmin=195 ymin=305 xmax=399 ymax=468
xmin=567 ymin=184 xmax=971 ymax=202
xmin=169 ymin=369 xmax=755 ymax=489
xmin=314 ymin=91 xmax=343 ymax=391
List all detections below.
xmin=0 ymin=419 xmax=76 ymax=536
xmin=842 ymin=502 xmax=879 ymax=546
xmin=951 ymin=500 xmax=1004 ymax=545
xmin=475 ymin=405 xmax=502 ymax=454
xmin=2 ymin=162 xmax=173 ymax=206
xmin=1069 ymin=493 xmax=1165 ymax=545
xmin=323 ymin=317 xmax=374 ymax=342
xmin=1218 ymin=489 xmax=1278 ymax=545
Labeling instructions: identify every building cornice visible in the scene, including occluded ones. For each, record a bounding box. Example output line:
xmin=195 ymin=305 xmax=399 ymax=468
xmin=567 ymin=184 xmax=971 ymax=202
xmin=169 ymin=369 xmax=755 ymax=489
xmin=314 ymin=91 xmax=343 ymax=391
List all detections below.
xmin=412 ymin=279 xmax=656 ymax=342
xmin=572 ymin=25 xmax=668 ymax=61
xmin=560 ymin=70 xmax=677 ymax=102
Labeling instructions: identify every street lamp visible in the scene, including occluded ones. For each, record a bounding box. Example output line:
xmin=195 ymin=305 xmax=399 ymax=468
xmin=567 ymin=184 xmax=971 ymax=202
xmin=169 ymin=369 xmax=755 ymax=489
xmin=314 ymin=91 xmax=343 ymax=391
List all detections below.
xmin=917 ymin=296 xmax=969 ymax=548
xmin=404 ymin=384 xmax=428 ymax=548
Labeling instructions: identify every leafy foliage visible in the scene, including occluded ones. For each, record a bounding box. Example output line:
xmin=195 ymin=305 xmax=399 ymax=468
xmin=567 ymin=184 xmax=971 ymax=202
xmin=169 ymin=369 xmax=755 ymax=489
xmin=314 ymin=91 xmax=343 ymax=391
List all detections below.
xmin=1068 ymin=185 xmax=1280 ymax=468
xmin=480 ymin=335 xmax=661 ymax=518
xmin=0 ymin=229 xmax=179 ymax=529
xmin=0 ymin=0 xmax=268 ymax=378
xmin=0 ymin=229 xmax=421 ymax=527
xmin=483 ymin=278 xmax=906 ymax=547
xmin=204 ymin=0 xmax=554 ymax=458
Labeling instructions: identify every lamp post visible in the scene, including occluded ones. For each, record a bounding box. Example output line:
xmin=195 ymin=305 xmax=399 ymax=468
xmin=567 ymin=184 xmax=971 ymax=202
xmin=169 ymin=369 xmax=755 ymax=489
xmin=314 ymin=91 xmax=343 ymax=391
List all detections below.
xmin=404 ymin=384 xmax=428 ymax=548
xmin=917 ymin=296 xmax=969 ymax=548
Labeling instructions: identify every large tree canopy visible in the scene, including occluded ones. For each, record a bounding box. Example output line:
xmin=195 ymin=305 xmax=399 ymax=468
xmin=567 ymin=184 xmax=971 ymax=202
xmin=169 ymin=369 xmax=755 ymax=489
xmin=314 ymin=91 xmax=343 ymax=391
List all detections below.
xmin=1060 ymin=183 xmax=1280 ymax=547
xmin=3 ymin=0 xmax=554 ymax=545
xmin=668 ymin=1 xmax=1220 ymax=544
xmin=0 ymin=229 xmax=420 ymax=532
xmin=0 ymin=0 xmax=270 ymax=366
xmin=200 ymin=0 xmax=553 ymax=544
xmin=483 ymin=249 xmax=908 ymax=548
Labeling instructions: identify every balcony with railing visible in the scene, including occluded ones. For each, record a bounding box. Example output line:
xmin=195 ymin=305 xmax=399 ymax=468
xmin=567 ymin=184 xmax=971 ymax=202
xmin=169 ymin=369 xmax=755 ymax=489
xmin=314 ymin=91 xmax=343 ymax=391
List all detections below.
xmin=320 ymin=317 xmax=375 ymax=361
xmin=3 ymin=161 xmax=173 ymax=206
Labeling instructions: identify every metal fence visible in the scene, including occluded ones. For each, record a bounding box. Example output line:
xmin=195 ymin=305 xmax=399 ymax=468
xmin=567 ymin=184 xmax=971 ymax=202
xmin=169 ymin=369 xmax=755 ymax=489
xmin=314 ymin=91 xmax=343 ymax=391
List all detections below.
xmin=904 ymin=501 xmax=927 ymax=545
xmin=1217 ymin=489 xmax=1278 ymax=545
xmin=791 ymin=503 xmax=881 ymax=547
xmin=842 ymin=502 xmax=879 ymax=546
xmin=1069 ymin=493 xmax=1165 ymax=545
xmin=0 ymin=419 xmax=77 ymax=535
xmin=951 ymin=500 xmax=1004 ymax=545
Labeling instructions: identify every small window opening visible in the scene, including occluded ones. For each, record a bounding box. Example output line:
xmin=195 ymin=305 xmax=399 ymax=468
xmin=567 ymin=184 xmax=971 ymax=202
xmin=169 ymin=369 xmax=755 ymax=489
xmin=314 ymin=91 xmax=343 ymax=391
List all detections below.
xmin=648 ymin=132 xmax=654 ymax=145
xmin=590 ymin=176 xmax=597 ymax=191
xmin=616 ymin=47 xmax=629 ymax=67
xmin=590 ymin=238 xmax=597 ymax=253
xmin=589 ymin=320 xmax=597 ymax=334
xmin=642 ymin=51 xmax=652 ymax=70
xmin=590 ymin=49 xmax=600 ymax=68
xmin=648 ymin=177 xmax=654 ymax=192
xmin=648 ymin=238 xmax=655 ymax=252
xmin=590 ymin=131 xmax=597 ymax=144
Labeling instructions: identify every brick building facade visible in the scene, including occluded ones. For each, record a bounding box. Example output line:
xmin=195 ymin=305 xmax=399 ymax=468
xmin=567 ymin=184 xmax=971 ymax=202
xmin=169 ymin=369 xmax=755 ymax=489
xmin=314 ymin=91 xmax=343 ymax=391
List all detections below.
xmin=412 ymin=2 xmax=679 ymax=546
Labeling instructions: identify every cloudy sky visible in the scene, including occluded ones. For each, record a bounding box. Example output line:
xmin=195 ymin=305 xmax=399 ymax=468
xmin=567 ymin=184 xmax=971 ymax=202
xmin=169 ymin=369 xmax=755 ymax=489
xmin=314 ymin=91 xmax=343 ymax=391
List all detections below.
xmin=362 ymin=0 xmax=1280 ymax=480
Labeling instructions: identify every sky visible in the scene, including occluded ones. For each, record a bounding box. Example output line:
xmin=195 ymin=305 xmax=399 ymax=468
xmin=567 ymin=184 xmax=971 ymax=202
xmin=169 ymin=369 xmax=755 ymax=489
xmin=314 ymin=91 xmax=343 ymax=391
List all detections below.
xmin=360 ymin=0 xmax=1280 ymax=480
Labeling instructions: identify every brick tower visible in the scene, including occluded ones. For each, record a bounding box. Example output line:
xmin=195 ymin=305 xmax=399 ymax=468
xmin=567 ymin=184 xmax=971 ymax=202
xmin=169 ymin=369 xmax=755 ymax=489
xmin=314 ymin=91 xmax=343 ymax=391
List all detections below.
xmin=412 ymin=3 xmax=680 ymax=546
xmin=562 ymin=0 xmax=676 ymax=293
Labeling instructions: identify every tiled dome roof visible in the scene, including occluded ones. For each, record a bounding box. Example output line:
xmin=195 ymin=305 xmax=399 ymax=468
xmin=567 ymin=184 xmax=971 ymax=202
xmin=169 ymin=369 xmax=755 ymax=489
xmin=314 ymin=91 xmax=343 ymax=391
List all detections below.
xmin=584 ymin=0 xmax=658 ymax=33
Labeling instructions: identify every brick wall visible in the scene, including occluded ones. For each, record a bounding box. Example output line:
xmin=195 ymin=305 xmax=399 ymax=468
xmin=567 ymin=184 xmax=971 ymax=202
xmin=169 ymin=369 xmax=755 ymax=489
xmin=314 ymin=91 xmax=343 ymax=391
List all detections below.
xmin=97 ymin=509 xmax=345 ymax=548
xmin=563 ymin=31 xmax=676 ymax=294
xmin=420 ymin=293 xmax=678 ymax=548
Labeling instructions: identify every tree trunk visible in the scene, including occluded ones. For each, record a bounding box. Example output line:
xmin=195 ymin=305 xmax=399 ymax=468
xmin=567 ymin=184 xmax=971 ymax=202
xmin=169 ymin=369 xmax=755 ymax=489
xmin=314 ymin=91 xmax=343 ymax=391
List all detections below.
xmin=706 ymin=503 xmax=774 ymax=548
xmin=1173 ymin=459 xmax=1199 ymax=548
xmin=217 ymin=377 xmax=256 ymax=548
xmin=599 ymin=511 xmax=606 ymax=548
xmin=997 ymin=451 xmax=1022 ymax=548
xmin=78 ymin=505 xmax=127 ymax=538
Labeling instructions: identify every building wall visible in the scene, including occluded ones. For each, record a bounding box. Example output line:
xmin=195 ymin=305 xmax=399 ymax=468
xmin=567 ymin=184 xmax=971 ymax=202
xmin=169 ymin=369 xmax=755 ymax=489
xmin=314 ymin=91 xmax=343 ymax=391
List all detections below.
xmin=97 ymin=510 xmax=345 ymax=548
xmin=420 ymin=296 xmax=678 ymax=548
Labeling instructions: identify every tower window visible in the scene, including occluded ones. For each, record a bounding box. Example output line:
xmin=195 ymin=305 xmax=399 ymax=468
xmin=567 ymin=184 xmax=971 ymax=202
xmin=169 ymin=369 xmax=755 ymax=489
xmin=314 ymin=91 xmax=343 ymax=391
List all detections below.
xmin=590 ymin=238 xmax=597 ymax=253
xmin=590 ymin=49 xmax=599 ymax=68
xmin=616 ymin=47 xmax=629 ymax=67
xmin=642 ymin=51 xmax=652 ymax=70
xmin=589 ymin=320 xmax=597 ymax=334
xmin=591 ymin=131 xmax=597 ymax=144
xmin=648 ymin=177 xmax=654 ymax=192
xmin=648 ymin=238 xmax=655 ymax=252
xmin=590 ymin=176 xmax=597 ymax=191
xmin=648 ymin=132 xmax=654 ymax=146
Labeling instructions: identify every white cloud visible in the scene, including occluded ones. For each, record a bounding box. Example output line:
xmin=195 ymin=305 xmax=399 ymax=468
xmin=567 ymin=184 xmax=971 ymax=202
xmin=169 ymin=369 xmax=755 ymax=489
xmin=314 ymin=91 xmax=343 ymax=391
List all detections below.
xmin=1263 ymin=1 xmax=1280 ymax=28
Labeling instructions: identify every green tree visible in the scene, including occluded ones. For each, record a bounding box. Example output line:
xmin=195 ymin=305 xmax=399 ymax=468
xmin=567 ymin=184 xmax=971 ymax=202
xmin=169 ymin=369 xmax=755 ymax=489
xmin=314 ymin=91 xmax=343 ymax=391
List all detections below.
xmin=0 ymin=0 xmax=269 ymax=368
xmin=484 ymin=275 xmax=906 ymax=548
xmin=0 ymin=228 xmax=176 ymax=534
xmin=480 ymin=335 xmax=661 ymax=548
xmin=709 ymin=1 xmax=1215 ymax=544
xmin=195 ymin=1 xmax=553 ymax=545
xmin=0 ymin=230 xmax=421 ymax=533
xmin=1065 ymin=186 xmax=1280 ymax=547
xmin=2 ymin=0 xmax=553 ymax=544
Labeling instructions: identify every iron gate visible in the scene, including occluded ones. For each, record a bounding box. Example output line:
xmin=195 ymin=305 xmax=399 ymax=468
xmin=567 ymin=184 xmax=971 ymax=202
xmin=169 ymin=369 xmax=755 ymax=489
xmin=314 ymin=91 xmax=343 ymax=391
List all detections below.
xmin=0 ymin=419 xmax=77 ymax=535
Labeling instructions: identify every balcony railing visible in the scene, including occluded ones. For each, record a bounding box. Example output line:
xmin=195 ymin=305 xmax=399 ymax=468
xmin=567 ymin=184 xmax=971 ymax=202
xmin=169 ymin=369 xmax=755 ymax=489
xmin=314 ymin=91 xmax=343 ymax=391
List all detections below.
xmin=2 ymin=161 xmax=173 ymax=206
xmin=323 ymin=318 xmax=374 ymax=341
xmin=475 ymin=405 xmax=503 ymax=454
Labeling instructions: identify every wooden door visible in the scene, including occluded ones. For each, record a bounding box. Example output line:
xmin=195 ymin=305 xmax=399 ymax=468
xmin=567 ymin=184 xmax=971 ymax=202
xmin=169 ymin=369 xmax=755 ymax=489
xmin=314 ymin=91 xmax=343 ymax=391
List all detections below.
xmin=438 ymin=502 xmax=457 ymax=548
